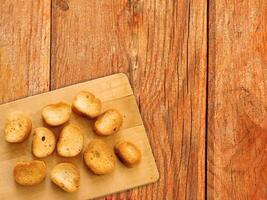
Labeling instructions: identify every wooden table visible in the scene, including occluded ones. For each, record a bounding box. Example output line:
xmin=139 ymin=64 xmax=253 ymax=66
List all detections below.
xmin=0 ymin=0 xmax=266 ymax=199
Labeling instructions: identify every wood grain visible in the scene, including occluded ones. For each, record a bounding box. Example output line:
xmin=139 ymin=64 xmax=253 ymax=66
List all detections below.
xmin=51 ymin=0 xmax=207 ymax=199
xmin=208 ymin=0 xmax=267 ymax=199
xmin=51 ymin=0 xmax=130 ymax=88
xmin=0 ymin=0 xmax=51 ymax=103
xmin=3 ymin=0 xmax=267 ymax=199
xmin=0 ymin=74 xmax=158 ymax=200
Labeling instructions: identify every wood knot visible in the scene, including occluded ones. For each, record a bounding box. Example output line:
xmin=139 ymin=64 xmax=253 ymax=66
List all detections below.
xmin=128 ymin=0 xmax=140 ymax=7
xmin=56 ymin=0 xmax=69 ymax=11
xmin=128 ymin=0 xmax=142 ymax=26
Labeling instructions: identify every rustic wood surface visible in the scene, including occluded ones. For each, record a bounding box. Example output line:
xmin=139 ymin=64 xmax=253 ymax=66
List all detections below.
xmin=208 ymin=0 xmax=267 ymax=199
xmin=1 ymin=0 xmax=266 ymax=199
xmin=0 ymin=0 xmax=50 ymax=103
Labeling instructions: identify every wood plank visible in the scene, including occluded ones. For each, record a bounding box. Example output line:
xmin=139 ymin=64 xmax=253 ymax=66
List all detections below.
xmin=52 ymin=0 xmax=207 ymax=199
xmin=130 ymin=1 xmax=207 ymax=199
xmin=208 ymin=0 xmax=267 ymax=199
xmin=51 ymin=0 xmax=130 ymax=88
xmin=0 ymin=0 xmax=51 ymax=103
xmin=0 ymin=74 xmax=158 ymax=200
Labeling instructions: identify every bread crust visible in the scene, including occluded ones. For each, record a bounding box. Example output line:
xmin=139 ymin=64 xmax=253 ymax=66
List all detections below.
xmin=42 ymin=102 xmax=71 ymax=126
xmin=32 ymin=127 xmax=56 ymax=158
xmin=94 ymin=109 xmax=123 ymax=136
xmin=4 ymin=114 xmax=32 ymax=143
xmin=57 ymin=124 xmax=84 ymax=157
xmin=14 ymin=160 xmax=46 ymax=186
xmin=50 ymin=162 xmax=80 ymax=192
xmin=72 ymin=91 xmax=102 ymax=118
xmin=114 ymin=141 xmax=142 ymax=167
xmin=84 ymin=139 xmax=116 ymax=175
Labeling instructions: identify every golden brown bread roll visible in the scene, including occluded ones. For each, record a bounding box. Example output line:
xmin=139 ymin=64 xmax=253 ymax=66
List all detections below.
xmin=114 ymin=141 xmax=142 ymax=167
xmin=94 ymin=109 xmax=123 ymax=136
xmin=32 ymin=127 xmax=56 ymax=158
xmin=4 ymin=113 xmax=32 ymax=143
xmin=14 ymin=160 xmax=46 ymax=186
xmin=50 ymin=162 xmax=80 ymax=192
xmin=83 ymin=139 xmax=116 ymax=175
xmin=72 ymin=91 xmax=102 ymax=118
xmin=57 ymin=124 xmax=84 ymax=157
xmin=42 ymin=102 xmax=71 ymax=126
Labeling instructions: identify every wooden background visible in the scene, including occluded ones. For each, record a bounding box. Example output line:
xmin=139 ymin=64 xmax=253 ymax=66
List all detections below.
xmin=0 ymin=0 xmax=266 ymax=199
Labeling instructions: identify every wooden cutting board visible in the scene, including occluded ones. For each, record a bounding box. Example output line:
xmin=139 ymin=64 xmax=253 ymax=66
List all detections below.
xmin=0 ymin=73 xmax=159 ymax=200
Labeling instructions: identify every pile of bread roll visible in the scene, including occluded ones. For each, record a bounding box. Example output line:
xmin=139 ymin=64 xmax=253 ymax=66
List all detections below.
xmin=4 ymin=91 xmax=141 ymax=193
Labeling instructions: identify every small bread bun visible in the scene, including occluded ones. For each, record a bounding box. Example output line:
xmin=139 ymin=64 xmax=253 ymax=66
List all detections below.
xmin=32 ymin=127 xmax=56 ymax=158
xmin=50 ymin=162 xmax=80 ymax=192
xmin=72 ymin=91 xmax=102 ymax=118
xmin=84 ymin=139 xmax=116 ymax=175
xmin=57 ymin=124 xmax=83 ymax=157
xmin=14 ymin=160 xmax=46 ymax=186
xmin=42 ymin=102 xmax=71 ymax=126
xmin=114 ymin=141 xmax=142 ymax=167
xmin=4 ymin=113 xmax=32 ymax=143
xmin=94 ymin=109 xmax=123 ymax=136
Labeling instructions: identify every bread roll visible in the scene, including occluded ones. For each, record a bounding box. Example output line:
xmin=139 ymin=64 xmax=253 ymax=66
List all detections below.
xmin=84 ymin=139 xmax=116 ymax=175
xmin=14 ymin=160 xmax=46 ymax=186
xmin=114 ymin=141 xmax=142 ymax=167
xmin=4 ymin=113 xmax=32 ymax=143
xmin=32 ymin=127 xmax=56 ymax=158
xmin=42 ymin=102 xmax=71 ymax=126
xmin=72 ymin=91 xmax=101 ymax=118
xmin=94 ymin=109 xmax=123 ymax=136
xmin=50 ymin=162 xmax=80 ymax=192
xmin=57 ymin=124 xmax=83 ymax=157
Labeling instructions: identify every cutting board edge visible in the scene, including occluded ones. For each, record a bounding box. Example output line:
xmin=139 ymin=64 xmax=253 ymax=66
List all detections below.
xmin=0 ymin=73 xmax=132 ymax=106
